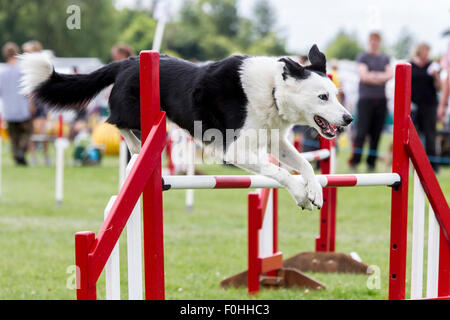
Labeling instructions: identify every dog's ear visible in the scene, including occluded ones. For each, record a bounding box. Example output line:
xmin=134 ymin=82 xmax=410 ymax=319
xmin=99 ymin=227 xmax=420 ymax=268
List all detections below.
xmin=278 ymin=57 xmax=308 ymax=81
xmin=306 ymin=44 xmax=327 ymax=74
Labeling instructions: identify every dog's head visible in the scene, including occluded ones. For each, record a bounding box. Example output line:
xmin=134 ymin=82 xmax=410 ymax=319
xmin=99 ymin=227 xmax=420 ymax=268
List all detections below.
xmin=274 ymin=45 xmax=353 ymax=139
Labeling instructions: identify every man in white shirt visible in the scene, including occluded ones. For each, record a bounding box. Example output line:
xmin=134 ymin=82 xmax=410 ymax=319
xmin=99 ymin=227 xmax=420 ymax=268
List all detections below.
xmin=0 ymin=42 xmax=32 ymax=166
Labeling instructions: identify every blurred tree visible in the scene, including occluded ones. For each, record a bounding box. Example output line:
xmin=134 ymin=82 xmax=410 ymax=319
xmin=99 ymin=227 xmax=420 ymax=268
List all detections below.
xmin=325 ymin=31 xmax=363 ymax=60
xmin=164 ymin=0 xmax=288 ymax=60
xmin=247 ymin=32 xmax=288 ymax=56
xmin=392 ymin=27 xmax=415 ymax=59
xmin=252 ymin=0 xmax=276 ymax=38
xmin=0 ymin=0 xmax=289 ymax=62
xmin=200 ymin=0 xmax=240 ymax=38
xmin=0 ymin=0 xmax=118 ymax=62
xmin=118 ymin=13 xmax=157 ymax=54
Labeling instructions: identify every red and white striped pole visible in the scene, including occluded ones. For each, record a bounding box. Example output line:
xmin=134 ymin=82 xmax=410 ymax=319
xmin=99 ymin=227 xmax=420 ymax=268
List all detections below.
xmin=247 ymin=189 xmax=282 ymax=295
xmin=162 ymin=173 xmax=401 ymax=190
xmin=316 ymin=137 xmax=337 ymax=252
xmin=55 ymin=114 xmax=66 ymax=206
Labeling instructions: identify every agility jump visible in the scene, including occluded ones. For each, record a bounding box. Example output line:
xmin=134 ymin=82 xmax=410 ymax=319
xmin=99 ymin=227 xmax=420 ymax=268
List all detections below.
xmin=75 ymin=51 xmax=449 ymax=301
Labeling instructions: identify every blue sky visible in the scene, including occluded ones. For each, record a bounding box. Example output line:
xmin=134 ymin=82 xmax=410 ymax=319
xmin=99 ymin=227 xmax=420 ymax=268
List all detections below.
xmin=115 ymin=0 xmax=450 ymax=56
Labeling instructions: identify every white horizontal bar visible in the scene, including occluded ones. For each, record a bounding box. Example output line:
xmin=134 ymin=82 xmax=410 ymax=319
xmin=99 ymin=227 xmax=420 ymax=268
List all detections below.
xmin=352 ymin=173 xmax=401 ymax=186
xmin=301 ymin=149 xmax=330 ymax=162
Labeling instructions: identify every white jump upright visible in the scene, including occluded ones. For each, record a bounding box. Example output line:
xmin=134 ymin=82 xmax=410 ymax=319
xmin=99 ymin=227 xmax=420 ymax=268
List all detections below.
xmin=119 ymin=138 xmax=128 ymax=188
xmin=411 ymin=170 xmax=425 ymax=299
xmin=105 ymin=154 xmax=143 ymax=300
xmin=104 ymin=196 xmax=120 ymax=300
xmin=410 ymin=168 xmax=444 ymax=300
xmin=125 ymin=155 xmax=143 ymax=300
xmin=258 ymin=189 xmax=276 ymax=259
xmin=152 ymin=1 xmax=170 ymax=52
xmin=427 ymin=205 xmax=440 ymax=298
xmin=185 ymin=138 xmax=195 ymax=213
xmin=55 ymin=115 xmax=68 ymax=206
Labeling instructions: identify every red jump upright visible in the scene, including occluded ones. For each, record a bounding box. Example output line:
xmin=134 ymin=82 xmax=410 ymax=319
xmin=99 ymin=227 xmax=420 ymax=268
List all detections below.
xmin=389 ymin=63 xmax=450 ymax=300
xmin=75 ymin=51 xmax=166 ymax=300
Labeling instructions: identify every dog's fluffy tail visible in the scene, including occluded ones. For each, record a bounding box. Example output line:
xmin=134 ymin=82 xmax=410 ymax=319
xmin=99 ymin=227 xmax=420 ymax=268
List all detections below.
xmin=20 ymin=53 xmax=121 ymax=109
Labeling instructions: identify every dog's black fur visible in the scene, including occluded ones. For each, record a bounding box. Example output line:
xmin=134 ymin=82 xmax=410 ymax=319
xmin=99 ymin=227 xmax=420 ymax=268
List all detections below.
xmin=33 ymin=45 xmax=328 ymax=141
xmin=280 ymin=45 xmax=328 ymax=80
xmin=34 ymin=54 xmax=250 ymax=139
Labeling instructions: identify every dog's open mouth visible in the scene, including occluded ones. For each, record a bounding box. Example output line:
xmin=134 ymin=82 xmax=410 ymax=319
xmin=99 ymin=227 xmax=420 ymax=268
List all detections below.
xmin=314 ymin=115 xmax=337 ymax=138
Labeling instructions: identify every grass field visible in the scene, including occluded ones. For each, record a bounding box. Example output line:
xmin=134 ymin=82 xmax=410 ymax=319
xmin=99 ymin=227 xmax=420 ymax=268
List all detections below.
xmin=0 ymin=134 xmax=448 ymax=300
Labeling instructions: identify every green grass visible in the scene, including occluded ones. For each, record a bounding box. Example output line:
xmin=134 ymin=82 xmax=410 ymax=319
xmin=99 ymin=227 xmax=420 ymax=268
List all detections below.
xmin=0 ymin=134 xmax=448 ymax=300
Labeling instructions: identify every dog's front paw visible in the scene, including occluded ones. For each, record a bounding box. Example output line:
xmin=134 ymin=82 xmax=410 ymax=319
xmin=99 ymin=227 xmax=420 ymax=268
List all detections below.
xmin=287 ymin=182 xmax=313 ymax=211
xmin=298 ymin=199 xmax=314 ymax=211
xmin=305 ymin=177 xmax=323 ymax=209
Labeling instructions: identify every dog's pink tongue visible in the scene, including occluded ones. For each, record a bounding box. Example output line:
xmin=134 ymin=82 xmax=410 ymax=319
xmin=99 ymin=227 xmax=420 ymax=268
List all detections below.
xmin=324 ymin=124 xmax=337 ymax=136
xmin=331 ymin=124 xmax=337 ymax=133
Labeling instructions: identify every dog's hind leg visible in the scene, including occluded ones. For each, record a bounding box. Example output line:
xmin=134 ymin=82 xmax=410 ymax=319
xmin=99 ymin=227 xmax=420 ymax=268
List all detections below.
xmin=120 ymin=129 xmax=141 ymax=155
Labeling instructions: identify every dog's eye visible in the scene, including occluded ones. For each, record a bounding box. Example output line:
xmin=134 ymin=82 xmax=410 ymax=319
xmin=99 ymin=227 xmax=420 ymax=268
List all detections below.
xmin=318 ymin=94 xmax=329 ymax=101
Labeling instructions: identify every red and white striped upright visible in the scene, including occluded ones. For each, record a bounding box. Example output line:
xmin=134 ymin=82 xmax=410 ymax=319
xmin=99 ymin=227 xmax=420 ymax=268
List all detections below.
xmin=316 ymin=137 xmax=337 ymax=252
xmin=248 ymin=189 xmax=281 ymax=294
xmin=389 ymin=63 xmax=450 ymax=300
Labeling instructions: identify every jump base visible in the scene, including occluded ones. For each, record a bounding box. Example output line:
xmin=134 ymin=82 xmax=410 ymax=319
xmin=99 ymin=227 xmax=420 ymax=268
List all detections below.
xmin=220 ymin=268 xmax=326 ymax=291
xmin=283 ymin=252 xmax=370 ymax=274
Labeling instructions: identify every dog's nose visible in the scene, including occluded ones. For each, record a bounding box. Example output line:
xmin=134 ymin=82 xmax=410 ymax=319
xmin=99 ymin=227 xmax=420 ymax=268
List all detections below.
xmin=343 ymin=114 xmax=353 ymax=125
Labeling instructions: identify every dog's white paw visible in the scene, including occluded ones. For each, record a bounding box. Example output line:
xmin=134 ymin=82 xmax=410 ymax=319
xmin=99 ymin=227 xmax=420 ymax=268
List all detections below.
xmin=305 ymin=177 xmax=323 ymax=209
xmin=287 ymin=181 xmax=314 ymax=211
xmin=298 ymin=199 xmax=314 ymax=211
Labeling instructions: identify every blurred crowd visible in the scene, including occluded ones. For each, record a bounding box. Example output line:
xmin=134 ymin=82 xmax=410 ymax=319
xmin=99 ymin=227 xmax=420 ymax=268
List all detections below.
xmin=0 ymin=33 xmax=449 ymax=172
xmin=0 ymin=41 xmax=134 ymax=166
xmin=295 ymin=32 xmax=450 ymax=173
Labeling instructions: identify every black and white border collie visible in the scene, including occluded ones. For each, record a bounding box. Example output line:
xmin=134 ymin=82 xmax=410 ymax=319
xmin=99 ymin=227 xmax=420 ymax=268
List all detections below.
xmin=20 ymin=45 xmax=352 ymax=211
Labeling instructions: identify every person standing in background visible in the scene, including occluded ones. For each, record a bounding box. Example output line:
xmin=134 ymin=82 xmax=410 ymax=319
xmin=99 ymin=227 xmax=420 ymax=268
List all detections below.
xmin=22 ymin=40 xmax=51 ymax=166
xmin=111 ymin=44 xmax=136 ymax=162
xmin=349 ymin=32 xmax=393 ymax=172
xmin=438 ymin=42 xmax=450 ymax=124
xmin=111 ymin=44 xmax=135 ymax=62
xmin=0 ymin=42 xmax=32 ymax=166
xmin=410 ymin=43 xmax=441 ymax=172
xmin=330 ymin=59 xmax=345 ymax=104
